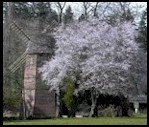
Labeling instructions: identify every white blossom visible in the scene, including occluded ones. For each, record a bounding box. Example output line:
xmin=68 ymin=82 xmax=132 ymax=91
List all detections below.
xmin=39 ymin=18 xmax=138 ymax=96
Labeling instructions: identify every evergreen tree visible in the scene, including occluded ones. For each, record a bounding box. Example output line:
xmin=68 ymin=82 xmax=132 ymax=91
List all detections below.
xmin=121 ymin=9 xmax=134 ymax=22
xmin=136 ymin=8 xmax=147 ymax=51
xmin=78 ymin=14 xmax=85 ymax=22
xmin=34 ymin=2 xmax=49 ymax=19
xmin=33 ymin=2 xmax=58 ymax=26
xmin=62 ymin=78 xmax=76 ymax=117
xmin=13 ymin=2 xmax=33 ymax=19
xmin=46 ymin=10 xmax=59 ymax=23
xmin=63 ymin=6 xmax=73 ymax=24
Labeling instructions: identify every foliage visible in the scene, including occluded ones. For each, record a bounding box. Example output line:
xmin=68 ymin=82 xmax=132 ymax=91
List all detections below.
xmin=3 ymin=85 xmax=22 ymax=110
xmin=62 ymin=78 xmax=75 ymax=110
xmin=136 ymin=8 xmax=147 ymax=51
xmin=62 ymin=77 xmax=78 ymax=117
xmin=13 ymin=2 xmax=33 ymax=19
xmin=46 ymin=10 xmax=59 ymax=23
xmin=34 ymin=2 xmax=49 ymax=18
xmin=127 ymin=49 xmax=147 ymax=95
xmin=63 ymin=6 xmax=73 ymax=24
xmin=78 ymin=14 xmax=86 ymax=22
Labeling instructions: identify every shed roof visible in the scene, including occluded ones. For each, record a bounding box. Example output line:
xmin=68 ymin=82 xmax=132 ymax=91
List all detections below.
xmin=128 ymin=95 xmax=147 ymax=103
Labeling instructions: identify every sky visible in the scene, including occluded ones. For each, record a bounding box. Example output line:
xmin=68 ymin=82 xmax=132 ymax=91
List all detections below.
xmin=57 ymin=2 xmax=147 ymax=20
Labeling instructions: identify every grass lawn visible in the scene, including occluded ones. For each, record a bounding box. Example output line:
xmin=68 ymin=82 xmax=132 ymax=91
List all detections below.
xmin=3 ymin=114 xmax=147 ymax=125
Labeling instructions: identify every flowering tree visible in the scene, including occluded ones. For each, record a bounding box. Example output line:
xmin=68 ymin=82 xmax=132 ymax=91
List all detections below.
xmin=39 ymin=18 xmax=138 ymax=117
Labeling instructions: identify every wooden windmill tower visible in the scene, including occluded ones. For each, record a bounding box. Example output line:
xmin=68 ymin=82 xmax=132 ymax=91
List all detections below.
xmin=8 ymin=18 xmax=58 ymax=118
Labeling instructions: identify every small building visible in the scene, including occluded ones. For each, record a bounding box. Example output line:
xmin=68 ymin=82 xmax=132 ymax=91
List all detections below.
xmin=128 ymin=95 xmax=147 ymax=114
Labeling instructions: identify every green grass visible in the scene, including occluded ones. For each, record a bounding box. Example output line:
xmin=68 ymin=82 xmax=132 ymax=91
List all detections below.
xmin=3 ymin=115 xmax=147 ymax=125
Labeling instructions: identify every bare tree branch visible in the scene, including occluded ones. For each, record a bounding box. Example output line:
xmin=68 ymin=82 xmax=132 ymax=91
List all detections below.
xmin=54 ymin=2 xmax=66 ymax=23
xmin=82 ymin=2 xmax=92 ymax=18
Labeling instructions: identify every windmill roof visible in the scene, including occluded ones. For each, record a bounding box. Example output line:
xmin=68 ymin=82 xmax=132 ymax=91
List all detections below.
xmin=26 ymin=34 xmax=55 ymax=54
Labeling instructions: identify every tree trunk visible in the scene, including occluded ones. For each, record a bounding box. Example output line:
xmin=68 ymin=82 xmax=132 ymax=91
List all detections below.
xmin=93 ymin=2 xmax=99 ymax=17
xmin=89 ymin=89 xmax=97 ymax=117
xmin=59 ymin=11 xmax=62 ymax=24
xmin=89 ymin=102 xmax=96 ymax=117
xmin=56 ymin=88 xmax=60 ymax=117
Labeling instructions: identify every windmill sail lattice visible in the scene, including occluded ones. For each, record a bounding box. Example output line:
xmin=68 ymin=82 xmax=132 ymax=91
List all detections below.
xmin=9 ymin=21 xmax=31 ymax=44
xmin=8 ymin=21 xmax=32 ymax=73
xmin=8 ymin=52 xmax=27 ymax=73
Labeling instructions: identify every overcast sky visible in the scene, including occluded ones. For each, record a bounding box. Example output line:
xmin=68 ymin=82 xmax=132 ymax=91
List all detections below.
xmin=56 ymin=2 xmax=147 ymax=20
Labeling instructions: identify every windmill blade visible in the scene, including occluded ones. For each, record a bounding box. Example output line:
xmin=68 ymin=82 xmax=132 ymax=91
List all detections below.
xmin=42 ymin=19 xmax=58 ymax=33
xmin=8 ymin=52 xmax=27 ymax=73
xmin=11 ymin=60 xmax=26 ymax=73
xmin=9 ymin=21 xmax=32 ymax=45
xmin=8 ymin=20 xmax=33 ymax=73
xmin=9 ymin=51 xmax=26 ymax=69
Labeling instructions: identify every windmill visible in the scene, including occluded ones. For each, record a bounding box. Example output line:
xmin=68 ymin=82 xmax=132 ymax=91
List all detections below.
xmin=8 ymin=18 xmax=58 ymax=118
